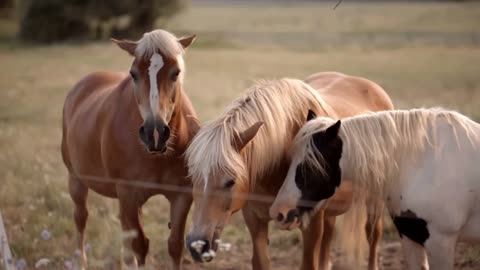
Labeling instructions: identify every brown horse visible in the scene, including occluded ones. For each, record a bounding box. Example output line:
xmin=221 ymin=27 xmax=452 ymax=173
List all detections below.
xmin=61 ymin=29 xmax=197 ymax=269
xmin=185 ymin=72 xmax=393 ymax=270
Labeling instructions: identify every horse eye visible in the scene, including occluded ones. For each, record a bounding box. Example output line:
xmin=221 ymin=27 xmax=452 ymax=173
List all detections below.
xmin=224 ymin=179 xmax=235 ymax=189
xmin=171 ymin=69 xmax=180 ymax=81
xmin=129 ymin=71 xmax=138 ymax=81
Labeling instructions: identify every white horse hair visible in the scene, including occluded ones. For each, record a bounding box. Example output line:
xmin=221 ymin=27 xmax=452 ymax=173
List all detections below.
xmin=274 ymin=108 xmax=480 ymax=270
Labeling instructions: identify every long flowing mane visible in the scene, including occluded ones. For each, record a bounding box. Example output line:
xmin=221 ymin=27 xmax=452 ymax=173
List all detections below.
xmin=135 ymin=29 xmax=185 ymax=59
xmin=295 ymin=108 xmax=479 ymax=206
xmin=186 ymin=78 xmax=331 ymax=187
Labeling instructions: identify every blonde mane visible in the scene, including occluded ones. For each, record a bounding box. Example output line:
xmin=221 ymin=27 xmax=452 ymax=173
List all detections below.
xmin=135 ymin=29 xmax=184 ymax=59
xmin=294 ymin=108 xmax=479 ymax=207
xmin=186 ymin=78 xmax=332 ymax=188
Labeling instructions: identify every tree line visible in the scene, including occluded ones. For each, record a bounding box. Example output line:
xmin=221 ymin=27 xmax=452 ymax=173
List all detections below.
xmin=0 ymin=0 xmax=186 ymax=43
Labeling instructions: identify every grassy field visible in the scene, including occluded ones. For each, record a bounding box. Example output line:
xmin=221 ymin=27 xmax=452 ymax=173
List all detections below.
xmin=1 ymin=1 xmax=480 ymax=269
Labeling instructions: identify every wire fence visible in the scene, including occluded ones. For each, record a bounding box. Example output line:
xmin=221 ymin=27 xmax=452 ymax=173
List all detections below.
xmin=69 ymin=172 xmax=320 ymax=208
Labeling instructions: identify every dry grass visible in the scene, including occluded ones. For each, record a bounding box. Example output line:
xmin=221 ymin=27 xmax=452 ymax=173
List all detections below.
xmin=168 ymin=2 xmax=480 ymax=33
xmin=1 ymin=1 xmax=480 ymax=269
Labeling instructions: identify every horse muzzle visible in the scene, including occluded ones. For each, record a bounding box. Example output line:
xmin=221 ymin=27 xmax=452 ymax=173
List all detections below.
xmin=186 ymin=231 xmax=220 ymax=263
xmin=272 ymin=207 xmax=302 ymax=230
xmin=138 ymin=119 xmax=170 ymax=154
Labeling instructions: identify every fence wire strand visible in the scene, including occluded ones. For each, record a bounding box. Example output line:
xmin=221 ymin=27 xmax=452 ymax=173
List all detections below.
xmin=69 ymin=172 xmax=323 ymax=209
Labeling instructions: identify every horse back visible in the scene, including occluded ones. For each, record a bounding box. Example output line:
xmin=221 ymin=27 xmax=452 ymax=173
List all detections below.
xmin=305 ymin=72 xmax=394 ymax=116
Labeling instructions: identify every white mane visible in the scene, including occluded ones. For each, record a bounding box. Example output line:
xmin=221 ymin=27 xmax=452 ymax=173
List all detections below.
xmin=135 ymin=29 xmax=184 ymax=59
xmin=186 ymin=78 xmax=332 ymax=188
xmin=294 ymin=108 xmax=479 ymax=206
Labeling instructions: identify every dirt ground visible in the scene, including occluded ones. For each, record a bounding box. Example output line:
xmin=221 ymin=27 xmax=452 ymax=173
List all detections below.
xmin=179 ymin=241 xmax=480 ymax=270
xmin=328 ymin=241 xmax=479 ymax=270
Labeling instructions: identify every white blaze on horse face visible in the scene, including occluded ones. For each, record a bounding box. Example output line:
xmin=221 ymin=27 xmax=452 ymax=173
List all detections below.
xmin=270 ymin=161 xmax=302 ymax=220
xmin=138 ymin=104 xmax=149 ymax=121
xmin=148 ymin=53 xmax=164 ymax=117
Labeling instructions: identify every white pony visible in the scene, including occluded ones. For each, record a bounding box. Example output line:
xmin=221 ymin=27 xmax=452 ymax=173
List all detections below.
xmin=270 ymin=108 xmax=480 ymax=270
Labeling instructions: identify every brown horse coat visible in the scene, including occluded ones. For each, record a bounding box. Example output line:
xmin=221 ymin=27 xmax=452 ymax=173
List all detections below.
xmin=186 ymin=72 xmax=393 ymax=270
xmin=61 ymin=30 xmax=197 ymax=269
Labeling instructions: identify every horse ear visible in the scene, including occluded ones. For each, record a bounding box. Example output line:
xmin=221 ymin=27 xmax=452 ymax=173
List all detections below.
xmin=306 ymin=110 xmax=317 ymax=121
xmin=111 ymin=38 xmax=137 ymax=56
xmin=312 ymin=120 xmax=341 ymax=150
xmin=233 ymin=121 xmax=264 ymax=152
xmin=325 ymin=120 xmax=341 ymax=141
xmin=186 ymin=115 xmax=201 ymax=136
xmin=178 ymin=34 xmax=196 ymax=49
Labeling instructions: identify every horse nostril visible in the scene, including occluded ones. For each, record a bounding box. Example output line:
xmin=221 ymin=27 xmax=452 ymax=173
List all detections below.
xmin=286 ymin=209 xmax=300 ymax=224
xmin=139 ymin=126 xmax=146 ymax=138
xmin=163 ymin=126 xmax=170 ymax=138
xmin=277 ymin=213 xmax=284 ymax=222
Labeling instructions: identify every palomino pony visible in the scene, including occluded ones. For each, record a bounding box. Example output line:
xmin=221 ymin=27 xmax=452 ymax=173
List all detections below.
xmin=61 ymin=29 xmax=197 ymax=269
xmin=270 ymin=108 xmax=480 ymax=270
xmin=185 ymin=72 xmax=393 ymax=270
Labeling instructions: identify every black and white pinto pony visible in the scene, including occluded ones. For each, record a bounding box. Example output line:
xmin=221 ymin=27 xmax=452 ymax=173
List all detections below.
xmin=270 ymin=108 xmax=480 ymax=270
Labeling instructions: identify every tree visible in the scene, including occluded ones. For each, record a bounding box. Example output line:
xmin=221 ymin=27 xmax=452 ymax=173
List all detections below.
xmin=110 ymin=0 xmax=186 ymax=38
xmin=18 ymin=0 xmax=90 ymax=42
xmin=18 ymin=0 xmax=186 ymax=43
xmin=0 ymin=0 xmax=15 ymax=18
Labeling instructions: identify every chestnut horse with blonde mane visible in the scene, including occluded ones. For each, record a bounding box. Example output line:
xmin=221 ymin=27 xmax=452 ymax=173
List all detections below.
xmin=185 ymin=72 xmax=393 ymax=270
xmin=61 ymin=29 xmax=197 ymax=269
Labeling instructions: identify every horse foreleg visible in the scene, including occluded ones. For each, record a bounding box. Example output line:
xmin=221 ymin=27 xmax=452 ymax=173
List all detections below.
xmin=242 ymin=207 xmax=270 ymax=270
xmin=425 ymin=230 xmax=456 ymax=270
xmin=117 ymin=188 xmax=149 ymax=268
xmin=300 ymin=210 xmax=324 ymax=270
xmin=69 ymin=175 xmax=89 ymax=270
xmin=319 ymin=215 xmax=335 ymax=270
xmin=400 ymin=236 xmax=429 ymax=270
xmin=166 ymin=193 xmax=192 ymax=270
xmin=365 ymin=203 xmax=384 ymax=270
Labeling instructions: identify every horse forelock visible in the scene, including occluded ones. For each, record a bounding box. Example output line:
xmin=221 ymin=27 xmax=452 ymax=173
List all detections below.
xmin=291 ymin=118 xmax=334 ymax=178
xmin=135 ymin=29 xmax=185 ymax=61
xmin=186 ymin=78 xmax=331 ymax=189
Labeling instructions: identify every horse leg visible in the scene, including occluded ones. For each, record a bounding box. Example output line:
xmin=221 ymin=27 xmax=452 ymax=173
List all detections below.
xmin=166 ymin=194 xmax=192 ymax=270
xmin=117 ymin=188 xmax=149 ymax=268
xmin=424 ymin=231 xmax=456 ymax=270
xmin=365 ymin=203 xmax=384 ymax=270
xmin=400 ymin=237 xmax=429 ymax=270
xmin=242 ymin=207 xmax=270 ymax=270
xmin=300 ymin=210 xmax=324 ymax=270
xmin=68 ymin=175 xmax=89 ymax=269
xmin=319 ymin=215 xmax=335 ymax=270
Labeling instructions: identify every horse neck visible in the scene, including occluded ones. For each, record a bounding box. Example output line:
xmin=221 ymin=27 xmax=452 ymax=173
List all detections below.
xmin=169 ymin=88 xmax=196 ymax=154
xmin=244 ymin=115 xmax=302 ymax=192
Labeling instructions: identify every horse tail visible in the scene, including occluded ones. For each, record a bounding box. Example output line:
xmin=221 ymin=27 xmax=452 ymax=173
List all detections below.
xmin=334 ymin=193 xmax=384 ymax=268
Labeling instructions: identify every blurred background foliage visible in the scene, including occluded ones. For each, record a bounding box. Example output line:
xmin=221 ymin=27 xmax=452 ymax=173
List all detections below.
xmin=0 ymin=0 xmax=186 ymax=43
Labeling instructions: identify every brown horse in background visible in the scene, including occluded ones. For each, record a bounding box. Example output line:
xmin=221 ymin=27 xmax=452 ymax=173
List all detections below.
xmin=61 ymin=29 xmax=197 ymax=269
xmin=185 ymin=72 xmax=393 ymax=270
